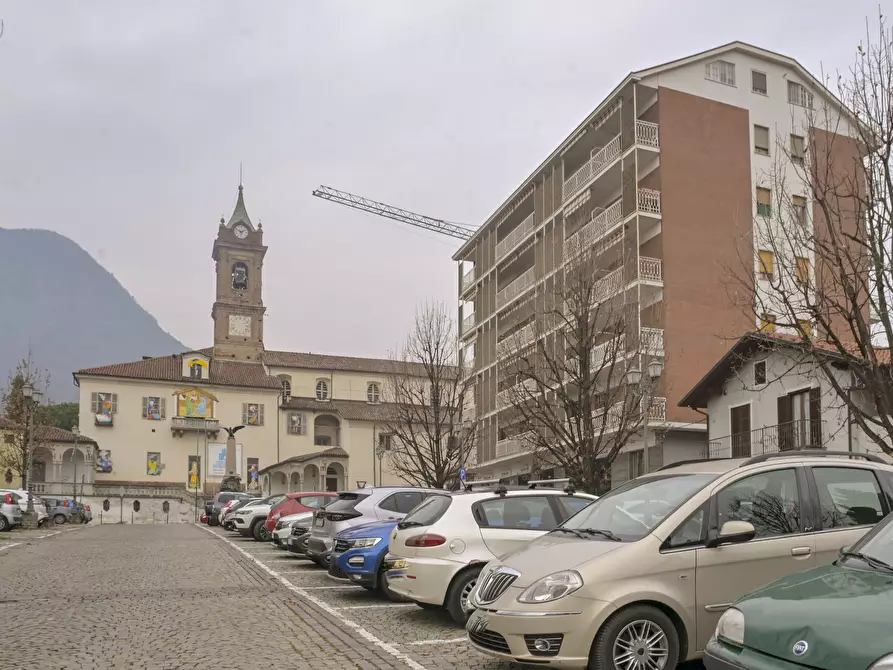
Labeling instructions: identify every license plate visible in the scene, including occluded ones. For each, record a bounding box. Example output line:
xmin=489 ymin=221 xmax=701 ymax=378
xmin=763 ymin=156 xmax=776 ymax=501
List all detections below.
xmin=314 ymin=516 xmax=325 ymax=527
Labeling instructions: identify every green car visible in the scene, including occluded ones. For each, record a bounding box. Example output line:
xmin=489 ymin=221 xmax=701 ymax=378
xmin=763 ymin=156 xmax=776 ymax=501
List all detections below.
xmin=705 ymin=511 xmax=893 ymax=670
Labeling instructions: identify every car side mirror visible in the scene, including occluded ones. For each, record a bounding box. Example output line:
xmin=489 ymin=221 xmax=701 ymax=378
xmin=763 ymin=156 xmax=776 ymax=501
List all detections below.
xmin=707 ymin=520 xmax=756 ymax=548
xmin=838 ymin=545 xmax=851 ymax=557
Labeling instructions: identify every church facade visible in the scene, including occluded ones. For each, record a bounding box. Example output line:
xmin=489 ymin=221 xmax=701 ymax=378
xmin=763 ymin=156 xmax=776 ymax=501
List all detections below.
xmin=73 ymin=186 xmax=417 ymax=522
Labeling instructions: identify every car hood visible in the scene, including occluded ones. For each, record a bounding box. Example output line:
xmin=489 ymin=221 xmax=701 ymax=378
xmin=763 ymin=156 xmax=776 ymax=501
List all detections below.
xmin=734 ymin=563 xmax=893 ymax=669
xmin=494 ymin=533 xmax=627 ymax=587
xmin=239 ymin=504 xmax=270 ymax=514
xmin=337 ymin=520 xmax=398 ymax=540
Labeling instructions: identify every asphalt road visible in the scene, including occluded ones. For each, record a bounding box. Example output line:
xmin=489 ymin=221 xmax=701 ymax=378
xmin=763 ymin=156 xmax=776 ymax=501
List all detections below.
xmin=0 ymin=523 xmax=705 ymax=669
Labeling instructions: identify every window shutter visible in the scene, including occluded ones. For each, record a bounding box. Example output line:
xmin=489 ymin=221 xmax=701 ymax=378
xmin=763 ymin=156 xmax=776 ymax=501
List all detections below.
xmin=91 ymin=393 xmax=98 ymax=414
xmin=158 ymin=397 xmax=166 ymax=419
xmin=111 ymin=394 xmax=118 ymax=413
xmin=142 ymin=397 xmax=148 ymax=419
xmin=258 ymin=404 xmax=265 ymax=426
xmin=777 ymin=395 xmax=793 ymax=451
xmin=241 ymin=403 xmax=247 ymax=424
xmin=809 ymin=388 xmax=822 ymax=447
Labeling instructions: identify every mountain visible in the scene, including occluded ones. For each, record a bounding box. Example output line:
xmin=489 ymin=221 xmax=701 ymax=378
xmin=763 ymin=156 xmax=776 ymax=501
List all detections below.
xmin=0 ymin=228 xmax=187 ymax=401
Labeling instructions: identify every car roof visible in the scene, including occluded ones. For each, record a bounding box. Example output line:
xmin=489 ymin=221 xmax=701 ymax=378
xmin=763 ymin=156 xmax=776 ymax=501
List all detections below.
xmin=284 ymin=491 xmax=338 ymax=499
xmin=647 ymin=451 xmax=893 ymax=478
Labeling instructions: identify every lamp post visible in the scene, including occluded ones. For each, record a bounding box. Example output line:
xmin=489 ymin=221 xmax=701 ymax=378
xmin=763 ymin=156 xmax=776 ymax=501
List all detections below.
xmin=627 ymin=358 xmax=664 ymax=476
xmin=21 ymin=381 xmax=43 ymax=529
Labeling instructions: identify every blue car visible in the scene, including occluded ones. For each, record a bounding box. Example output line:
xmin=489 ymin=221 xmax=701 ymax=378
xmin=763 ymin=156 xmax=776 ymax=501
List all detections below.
xmin=331 ymin=520 xmax=402 ymax=600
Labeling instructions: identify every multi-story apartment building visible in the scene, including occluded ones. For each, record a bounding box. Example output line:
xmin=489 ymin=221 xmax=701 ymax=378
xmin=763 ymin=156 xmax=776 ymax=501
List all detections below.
xmin=454 ymin=42 xmax=856 ymax=486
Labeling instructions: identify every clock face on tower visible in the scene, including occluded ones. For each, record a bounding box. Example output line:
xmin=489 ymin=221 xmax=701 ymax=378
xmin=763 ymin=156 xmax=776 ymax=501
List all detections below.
xmin=228 ymin=314 xmax=252 ymax=337
xmin=234 ymin=224 xmax=249 ymax=239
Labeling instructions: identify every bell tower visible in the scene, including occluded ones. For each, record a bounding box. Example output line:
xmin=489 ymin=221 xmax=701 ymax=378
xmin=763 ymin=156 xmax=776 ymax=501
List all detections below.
xmin=211 ymin=184 xmax=267 ymax=361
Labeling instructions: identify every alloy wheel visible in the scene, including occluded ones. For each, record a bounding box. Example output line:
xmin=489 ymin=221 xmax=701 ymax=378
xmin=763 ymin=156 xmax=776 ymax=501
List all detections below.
xmin=612 ymin=619 xmax=669 ymax=670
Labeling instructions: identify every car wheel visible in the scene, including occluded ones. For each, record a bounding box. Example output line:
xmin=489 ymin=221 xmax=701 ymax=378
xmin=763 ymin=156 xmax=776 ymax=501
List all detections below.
xmin=0 ymin=516 xmax=9 ymax=532
xmin=252 ymin=521 xmax=270 ymax=542
xmin=589 ymin=605 xmax=679 ymax=670
xmin=53 ymin=514 xmax=66 ymax=525
xmin=377 ymin=565 xmax=406 ymax=603
xmin=446 ymin=567 xmax=481 ymax=625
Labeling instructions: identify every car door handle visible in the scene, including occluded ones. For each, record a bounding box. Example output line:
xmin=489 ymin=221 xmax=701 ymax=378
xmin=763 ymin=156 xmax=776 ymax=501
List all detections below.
xmin=791 ymin=546 xmax=812 ymax=556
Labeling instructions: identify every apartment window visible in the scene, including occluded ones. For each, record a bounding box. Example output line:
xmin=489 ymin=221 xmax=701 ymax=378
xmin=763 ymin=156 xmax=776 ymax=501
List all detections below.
xmin=757 ymin=187 xmax=772 ymax=217
xmin=758 ymin=250 xmax=775 ymax=280
xmin=752 ymin=70 xmax=768 ymax=95
xmin=792 ymin=195 xmax=808 ymax=226
xmin=705 ymin=60 xmax=736 ymax=86
xmin=315 ymin=379 xmax=330 ymax=401
xmin=277 ymin=375 xmax=292 ymax=401
xmin=799 ymin=320 xmax=813 ymax=337
xmin=287 ymin=412 xmax=306 ymax=435
xmin=787 ymin=81 xmax=813 ymax=108
xmin=754 ymin=125 xmax=770 ymax=156
xmin=790 ymin=135 xmax=806 ymax=164
xmin=795 ymin=256 xmax=810 ymax=286
xmin=366 ymin=382 xmax=381 ymax=404
xmin=190 ymin=363 xmax=203 ymax=380
xmin=242 ymin=403 xmax=264 ymax=426
xmin=628 ymin=450 xmax=645 ymax=479
xmin=754 ymin=361 xmax=767 ymax=386
xmin=760 ymin=314 xmax=777 ymax=334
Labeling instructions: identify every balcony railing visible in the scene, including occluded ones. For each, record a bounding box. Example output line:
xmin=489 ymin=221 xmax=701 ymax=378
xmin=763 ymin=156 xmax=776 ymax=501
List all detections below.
xmin=591 ymin=335 xmax=626 ymax=371
xmin=495 ymin=212 xmax=536 ymax=261
xmin=171 ymin=417 xmax=220 ymax=434
xmin=639 ymin=257 xmax=662 ymax=282
xmin=461 ymin=313 xmax=476 ymax=334
xmin=461 ymin=267 xmax=475 ymax=292
xmin=564 ymin=200 xmax=624 ymax=258
xmin=497 ymin=322 xmax=536 ymax=359
xmin=635 ymin=120 xmax=660 ymax=148
xmin=497 ymin=267 xmax=536 ymax=308
xmin=496 ymin=379 xmax=538 ymax=409
xmin=589 ymin=396 xmax=667 ymax=435
xmin=637 ymin=189 xmax=661 ymax=215
xmin=495 ymin=431 xmax=537 ymax=459
xmin=709 ymin=420 xmax=826 ymax=459
xmin=563 ymin=135 xmax=622 ymax=202
xmin=641 ymin=327 xmax=664 ymax=356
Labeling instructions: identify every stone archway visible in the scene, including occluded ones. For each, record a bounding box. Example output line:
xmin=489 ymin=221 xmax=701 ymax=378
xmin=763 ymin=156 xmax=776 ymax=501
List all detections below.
xmin=303 ymin=464 xmax=320 ymax=491
xmin=30 ymin=446 xmax=53 ymax=483
xmin=326 ymin=462 xmax=345 ymax=492
xmin=271 ymin=471 xmax=288 ymax=495
xmin=289 ymin=472 xmax=301 ymax=492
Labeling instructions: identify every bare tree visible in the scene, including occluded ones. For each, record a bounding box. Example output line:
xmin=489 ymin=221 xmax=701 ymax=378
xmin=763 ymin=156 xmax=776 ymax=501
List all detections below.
xmin=382 ymin=302 xmax=476 ymax=489
xmin=0 ymin=355 xmax=51 ymax=490
xmin=501 ymin=226 xmax=665 ymax=494
xmin=728 ymin=13 xmax=893 ymax=455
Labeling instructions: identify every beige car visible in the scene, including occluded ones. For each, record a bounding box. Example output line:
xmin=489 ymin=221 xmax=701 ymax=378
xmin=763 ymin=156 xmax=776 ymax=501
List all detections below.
xmin=466 ymin=450 xmax=893 ymax=669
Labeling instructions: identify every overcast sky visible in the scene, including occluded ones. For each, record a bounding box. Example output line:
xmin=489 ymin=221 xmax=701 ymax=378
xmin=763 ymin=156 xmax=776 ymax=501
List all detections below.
xmin=0 ymin=1 xmax=881 ymax=358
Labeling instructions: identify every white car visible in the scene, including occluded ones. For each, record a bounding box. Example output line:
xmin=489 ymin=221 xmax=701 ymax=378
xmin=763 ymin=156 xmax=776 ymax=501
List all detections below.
xmin=0 ymin=490 xmax=49 ymax=527
xmin=231 ymin=494 xmax=286 ymax=541
xmin=271 ymin=511 xmax=314 ymax=549
xmin=386 ymin=480 xmax=596 ymax=624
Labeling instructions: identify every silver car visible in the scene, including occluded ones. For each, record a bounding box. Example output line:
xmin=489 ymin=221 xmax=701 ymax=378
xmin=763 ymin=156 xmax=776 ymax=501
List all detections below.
xmin=305 ymin=486 xmax=443 ymax=566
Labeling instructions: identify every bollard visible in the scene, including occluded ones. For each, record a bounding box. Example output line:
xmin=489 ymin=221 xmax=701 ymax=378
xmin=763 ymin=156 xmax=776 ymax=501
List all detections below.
xmin=100 ymin=511 xmax=103 ymax=525
xmin=166 ymin=513 xmax=169 ymax=524
xmin=131 ymin=511 xmax=134 ymax=525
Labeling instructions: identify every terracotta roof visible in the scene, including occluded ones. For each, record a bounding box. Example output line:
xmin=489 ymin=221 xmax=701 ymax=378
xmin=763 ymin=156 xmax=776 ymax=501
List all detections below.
xmin=75 ymin=352 xmax=283 ymax=390
xmin=263 ymin=350 xmax=440 ymax=378
xmin=0 ymin=417 xmax=97 ymax=445
xmin=258 ymin=447 xmax=348 ymax=475
xmin=281 ymin=397 xmax=397 ymax=422
xmin=679 ymin=332 xmax=891 ymax=409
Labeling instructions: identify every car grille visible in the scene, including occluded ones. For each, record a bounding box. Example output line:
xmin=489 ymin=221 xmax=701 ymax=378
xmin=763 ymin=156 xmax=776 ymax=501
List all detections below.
xmin=524 ymin=634 xmax=563 ymax=657
xmin=292 ymin=525 xmax=309 ymax=536
xmin=476 ymin=568 xmax=519 ymax=604
xmin=328 ymin=561 xmax=347 ymax=579
xmin=333 ymin=539 xmax=350 ymax=553
xmin=468 ymin=629 xmax=511 ymax=655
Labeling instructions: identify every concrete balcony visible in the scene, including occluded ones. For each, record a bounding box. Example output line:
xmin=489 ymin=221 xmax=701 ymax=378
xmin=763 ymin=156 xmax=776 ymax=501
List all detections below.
xmin=591 ymin=396 xmax=667 ymax=434
xmin=461 ymin=313 xmax=476 ymax=337
xmin=171 ymin=416 xmax=220 ymax=437
xmin=635 ymin=120 xmax=660 ymax=148
xmin=637 ymin=189 xmax=661 ymax=216
xmin=495 ymin=212 xmax=535 ymax=262
xmin=497 ymin=267 xmax=536 ymax=308
xmin=461 ymin=267 xmax=476 ymax=294
xmin=564 ymin=200 xmax=623 ymax=259
xmin=496 ymin=322 xmax=536 ymax=359
xmin=641 ymin=327 xmax=664 ymax=356
xmin=708 ymin=419 xmax=825 ymax=459
xmin=591 ymin=334 xmax=626 ymax=370
xmin=495 ymin=431 xmax=537 ymax=459
xmin=496 ymin=379 xmax=537 ymax=409
xmin=563 ymin=135 xmax=622 ymax=202
xmin=639 ymin=257 xmax=662 ymax=283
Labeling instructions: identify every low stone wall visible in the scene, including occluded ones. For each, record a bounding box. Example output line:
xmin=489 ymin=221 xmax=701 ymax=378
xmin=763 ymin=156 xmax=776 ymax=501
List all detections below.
xmin=82 ymin=486 xmax=204 ymax=524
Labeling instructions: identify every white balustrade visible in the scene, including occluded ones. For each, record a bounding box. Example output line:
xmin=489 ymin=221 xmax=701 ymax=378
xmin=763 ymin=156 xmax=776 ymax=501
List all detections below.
xmin=639 ymin=257 xmax=662 ymax=282
xmin=564 ymin=200 xmax=623 ymax=257
xmin=462 ymin=313 xmax=476 ymax=333
xmin=494 ymin=430 xmax=537 ymax=458
xmin=495 ymin=212 xmax=536 ymax=261
xmin=497 ymin=322 xmax=536 ymax=358
xmin=635 ymin=120 xmax=660 ymax=148
xmin=591 ymin=334 xmax=626 ymax=371
xmin=563 ymin=135 xmax=622 ymax=202
xmin=647 ymin=397 xmax=667 ymax=422
xmin=497 ymin=267 xmax=536 ymax=308
xmin=461 ymin=267 xmax=475 ymax=292
xmin=637 ymin=189 xmax=661 ymax=215
xmin=641 ymin=327 xmax=664 ymax=356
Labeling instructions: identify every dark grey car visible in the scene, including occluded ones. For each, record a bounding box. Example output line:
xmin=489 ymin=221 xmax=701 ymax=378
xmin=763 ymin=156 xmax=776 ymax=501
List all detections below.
xmin=207 ymin=492 xmax=251 ymax=526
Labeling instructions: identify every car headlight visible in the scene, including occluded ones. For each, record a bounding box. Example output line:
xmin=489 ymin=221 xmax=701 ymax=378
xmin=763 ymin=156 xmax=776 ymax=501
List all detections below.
xmin=347 ymin=538 xmax=381 ymax=549
xmin=517 ymin=571 xmax=583 ymax=604
xmin=715 ymin=608 xmax=745 ymax=645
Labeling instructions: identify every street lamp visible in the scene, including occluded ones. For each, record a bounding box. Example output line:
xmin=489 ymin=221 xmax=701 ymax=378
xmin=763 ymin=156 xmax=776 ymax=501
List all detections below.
xmin=21 ymin=381 xmax=43 ymax=528
xmin=627 ymin=359 xmax=664 ymax=475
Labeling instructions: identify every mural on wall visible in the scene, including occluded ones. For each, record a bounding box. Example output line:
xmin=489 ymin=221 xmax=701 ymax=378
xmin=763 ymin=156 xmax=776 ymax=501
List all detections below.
xmin=207 ymin=442 xmax=243 ymax=477
xmin=173 ymin=387 xmax=217 ymax=419
xmin=247 ymin=458 xmax=259 ymax=491
xmin=95 ymin=392 xmax=114 ymax=425
xmin=147 ymin=452 xmax=165 ymax=476
xmin=146 ymin=397 xmax=163 ymax=420
xmin=95 ymin=450 xmax=113 ymax=473
xmin=188 ymin=455 xmax=201 ymax=490
xmin=246 ymin=403 xmax=260 ymax=426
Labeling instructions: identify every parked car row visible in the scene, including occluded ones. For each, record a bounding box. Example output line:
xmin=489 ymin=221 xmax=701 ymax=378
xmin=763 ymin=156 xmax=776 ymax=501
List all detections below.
xmin=0 ymin=489 xmax=92 ymax=531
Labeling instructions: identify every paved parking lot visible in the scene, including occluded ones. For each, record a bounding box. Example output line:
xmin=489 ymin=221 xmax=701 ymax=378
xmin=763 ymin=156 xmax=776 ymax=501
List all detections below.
xmin=0 ymin=522 xmax=704 ymax=669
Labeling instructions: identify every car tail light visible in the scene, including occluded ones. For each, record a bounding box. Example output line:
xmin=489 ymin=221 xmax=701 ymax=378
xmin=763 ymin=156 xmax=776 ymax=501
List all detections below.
xmin=4 ymin=493 xmax=13 ymax=505
xmin=406 ymin=533 xmax=446 ymax=548
xmin=86 ymin=505 xmax=91 ymax=512
xmin=63 ymin=500 xmax=70 ymax=507
xmin=325 ymin=512 xmax=361 ymax=522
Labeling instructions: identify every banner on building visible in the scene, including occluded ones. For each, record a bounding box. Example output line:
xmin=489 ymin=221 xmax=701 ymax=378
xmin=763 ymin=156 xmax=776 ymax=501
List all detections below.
xmin=207 ymin=442 xmax=243 ymax=477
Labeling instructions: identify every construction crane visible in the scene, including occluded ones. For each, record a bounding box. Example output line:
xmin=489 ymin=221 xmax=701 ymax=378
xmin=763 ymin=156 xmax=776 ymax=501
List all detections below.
xmin=312 ymin=185 xmax=474 ymax=242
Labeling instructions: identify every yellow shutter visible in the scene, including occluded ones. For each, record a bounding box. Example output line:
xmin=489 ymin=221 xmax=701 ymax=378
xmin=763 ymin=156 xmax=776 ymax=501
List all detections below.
xmin=799 ymin=320 xmax=812 ymax=336
xmin=760 ymin=314 xmax=777 ymax=334
xmin=758 ymin=250 xmax=774 ymax=276
xmin=796 ymin=257 xmax=809 ymax=285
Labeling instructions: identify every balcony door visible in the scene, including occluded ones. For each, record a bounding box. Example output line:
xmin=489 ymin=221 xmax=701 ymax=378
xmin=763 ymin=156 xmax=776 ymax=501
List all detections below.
xmin=778 ymin=388 xmax=822 ymax=451
xmin=730 ymin=404 xmax=751 ymax=458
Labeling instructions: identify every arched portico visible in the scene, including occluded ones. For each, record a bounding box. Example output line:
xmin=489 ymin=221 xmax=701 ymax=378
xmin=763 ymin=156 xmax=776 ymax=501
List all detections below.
xmin=257 ymin=447 xmax=349 ymax=496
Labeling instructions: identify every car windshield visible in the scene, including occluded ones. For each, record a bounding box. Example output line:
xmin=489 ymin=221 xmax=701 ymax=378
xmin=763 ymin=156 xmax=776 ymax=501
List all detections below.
xmin=559 ymin=473 xmax=718 ymax=541
xmin=399 ymin=494 xmax=452 ymax=528
xmin=325 ymin=493 xmax=369 ymax=513
xmin=844 ymin=515 xmax=893 ymax=570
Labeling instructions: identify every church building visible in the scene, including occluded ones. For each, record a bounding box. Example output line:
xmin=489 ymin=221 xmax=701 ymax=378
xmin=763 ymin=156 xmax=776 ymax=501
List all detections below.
xmin=71 ymin=186 xmax=418 ymax=521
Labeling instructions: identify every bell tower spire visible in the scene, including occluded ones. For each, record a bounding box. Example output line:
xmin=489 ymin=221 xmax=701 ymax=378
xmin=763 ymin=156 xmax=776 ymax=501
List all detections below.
xmin=211 ymin=183 xmax=267 ymax=362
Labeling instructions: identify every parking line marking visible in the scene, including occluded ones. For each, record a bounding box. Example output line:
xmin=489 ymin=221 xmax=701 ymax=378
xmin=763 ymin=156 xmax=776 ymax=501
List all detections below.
xmin=337 ymin=604 xmax=416 ymax=610
xmin=0 ymin=543 xmax=22 ymax=552
xmin=404 ymin=638 xmax=468 ymax=646
xmin=198 ymin=524 xmax=428 ymax=670
xmin=298 ymin=585 xmax=363 ymax=590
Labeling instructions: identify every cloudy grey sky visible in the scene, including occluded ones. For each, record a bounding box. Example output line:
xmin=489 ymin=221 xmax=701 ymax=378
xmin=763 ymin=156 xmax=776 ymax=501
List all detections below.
xmin=0 ymin=0 xmax=881 ymax=357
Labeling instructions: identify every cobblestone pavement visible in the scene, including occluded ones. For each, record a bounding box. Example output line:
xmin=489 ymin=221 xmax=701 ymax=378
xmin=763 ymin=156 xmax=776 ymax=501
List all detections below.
xmin=0 ymin=523 xmax=705 ymax=670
